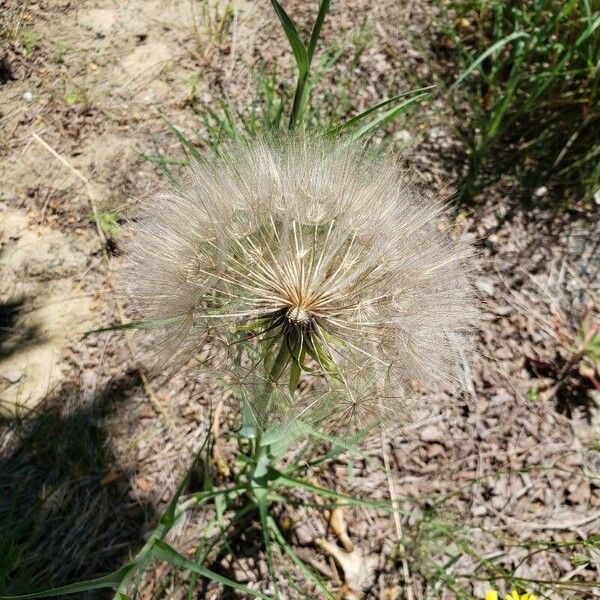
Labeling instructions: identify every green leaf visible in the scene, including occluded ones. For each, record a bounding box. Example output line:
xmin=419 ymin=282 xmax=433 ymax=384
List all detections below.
xmin=162 ymin=118 xmax=204 ymax=162
xmin=93 ymin=211 xmax=120 ymax=239
xmin=450 ymin=30 xmax=530 ymax=91
xmin=571 ymin=552 xmax=589 ymax=566
xmin=269 ymin=517 xmax=336 ymax=599
xmin=84 ymin=315 xmax=187 ymax=336
xmin=329 ymin=86 xmax=435 ymax=135
xmin=151 ymin=540 xmax=272 ymax=599
xmin=307 ymin=0 xmax=332 ymax=62
xmin=576 ymin=14 xmax=600 ymax=47
xmin=289 ymin=355 xmax=302 ymax=392
xmin=0 ymin=565 xmax=136 ymax=599
xmin=288 ymin=344 xmax=306 ymax=393
xmin=276 ymin=473 xmax=397 ymax=511
xmin=139 ymin=154 xmax=186 ymax=167
xmin=66 ymin=91 xmax=79 ymax=105
xmin=350 ymin=92 xmax=430 ymax=140
xmin=253 ymin=485 xmax=280 ymax=597
xmin=270 ymin=0 xmax=309 ymax=76
xmin=305 ymin=337 xmax=338 ymax=375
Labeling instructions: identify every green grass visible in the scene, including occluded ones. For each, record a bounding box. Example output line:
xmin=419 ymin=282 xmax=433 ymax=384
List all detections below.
xmin=19 ymin=28 xmax=40 ymax=57
xmin=437 ymin=0 xmax=600 ymax=203
xmin=51 ymin=40 xmax=70 ymax=65
xmin=93 ymin=211 xmax=121 ymax=240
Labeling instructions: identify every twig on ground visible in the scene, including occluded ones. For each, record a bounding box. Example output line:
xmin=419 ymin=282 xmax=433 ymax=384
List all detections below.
xmin=487 ymin=503 xmax=600 ymax=531
xmin=31 ymin=131 xmax=107 ymax=247
xmin=381 ymin=435 xmax=414 ymax=600
xmin=30 ymin=131 xmax=174 ymax=427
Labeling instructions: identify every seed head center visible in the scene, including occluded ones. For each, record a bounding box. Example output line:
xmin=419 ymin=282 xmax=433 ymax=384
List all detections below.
xmin=286 ymin=305 xmax=311 ymax=325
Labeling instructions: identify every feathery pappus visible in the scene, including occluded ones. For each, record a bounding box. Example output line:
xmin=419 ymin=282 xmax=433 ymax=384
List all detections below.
xmin=119 ymin=136 xmax=475 ymax=431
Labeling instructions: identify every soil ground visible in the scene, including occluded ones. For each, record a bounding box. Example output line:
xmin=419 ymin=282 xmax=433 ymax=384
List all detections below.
xmin=0 ymin=1 xmax=598 ymax=599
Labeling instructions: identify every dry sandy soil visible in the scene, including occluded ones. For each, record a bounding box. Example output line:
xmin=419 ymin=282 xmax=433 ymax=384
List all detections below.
xmin=0 ymin=1 xmax=599 ymax=599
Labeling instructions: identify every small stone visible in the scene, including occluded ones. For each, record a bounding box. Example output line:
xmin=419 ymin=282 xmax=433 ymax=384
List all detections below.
xmin=138 ymin=404 xmax=156 ymax=419
xmin=491 ymin=493 xmax=505 ymax=510
xmin=294 ymin=525 xmax=313 ymax=546
xmin=429 ymin=126 xmax=447 ymax=139
xmin=419 ymin=424 xmax=444 ymax=443
xmin=490 ymin=390 xmax=512 ymax=404
xmin=568 ymin=481 xmax=591 ymax=504
xmin=232 ymin=564 xmax=252 ymax=583
xmin=81 ymin=368 xmax=97 ymax=396
xmin=495 ymin=346 xmax=513 ymax=360
xmin=2 ymin=367 xmax=23 ymax=384
xmin=23 ymin=91 xmax=34 ymax=103
xmin=394 ymin=129 xmax=411 ymax=143
xmin=136 ymin=476 xmax=151 ymax=494
xmin=534 ymin=186 xmax=548 ymax=198
xmin=475 ymin=279 xmax=495 ymax=296
xmin=493 ymin=305 xmax=513 ymax=316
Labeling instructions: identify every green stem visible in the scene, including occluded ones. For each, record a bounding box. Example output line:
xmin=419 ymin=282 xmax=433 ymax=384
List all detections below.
xmin=289 ymin=72 xmax=309 ymax=130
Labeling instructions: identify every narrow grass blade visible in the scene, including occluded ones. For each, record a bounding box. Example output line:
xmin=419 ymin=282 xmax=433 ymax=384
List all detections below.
xmin=275 ymin=473 xmax=393 ymax=510
xmin=307 ymin=0 xmax=331 ymax=62
xmin=450 ymin=31 xmax=529 ymax=91
xmin=139 ymin=154 xmax=186 ymax=167
xmin=328 ymin=85 xmax=435 ymax=134
xmin=270 ymin=0 xmax=308 ymax=76
xmin=151 ymin=540 xmax=272 ymax=599
xmin=255 ymin=489 xmax=281 ymax=598
xmin=560 ymin=141 xmax=600 ymax=172
xmin=0 ymin=565 xmax=136 ymax=599
xmin=350 ymin=92 xmax=430 ymax=140
xmin=163 ymin=118 xmax=204 ymax=162
xmin=85 ymin=316 xmax=186 ymax=336
xmin=143 ymin=139 xmax=180 ymax=185
xmin=268 ymin=517 xmax=336 ymax=600
xmin=111 ymin=434 xmax=221 ymax=595
xmin=524 ymin=14 xmax=600 ymax=111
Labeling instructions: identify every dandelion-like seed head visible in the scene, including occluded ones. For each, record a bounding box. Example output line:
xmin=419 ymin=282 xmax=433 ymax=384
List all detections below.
xmin=119 ymin=136 xmax=475 ymax=432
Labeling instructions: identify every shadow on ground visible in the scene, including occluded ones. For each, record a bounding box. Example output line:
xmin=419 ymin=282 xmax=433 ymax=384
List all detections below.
xmin=0 ymin=372 xmax=154 ymax=600
xmin=0 ymin=297 xmax=47 ymax=360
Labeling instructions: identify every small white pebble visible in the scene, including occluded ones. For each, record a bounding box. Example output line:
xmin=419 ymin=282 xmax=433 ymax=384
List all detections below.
xmin=419 ymin=424 xmax=444 ymax=443
xmin=23 ymin=91 xmax=34 ymax=103
xmin=394 ymin=129 xmax=411 ymax=142
xmin=428 ymin=126 xmax=446 ymax=139
xmin=475 ymin=279 xmax=495 ymax=297
xmin=2 ymin=367 xmax=23 ymax=384
xmin=534 ymin=186 xmax=548 ymax=198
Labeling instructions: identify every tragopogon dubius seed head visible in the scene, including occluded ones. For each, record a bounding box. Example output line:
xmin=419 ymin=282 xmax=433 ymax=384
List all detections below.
xmin=119 ymin=136 xmax=475 ymax=431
